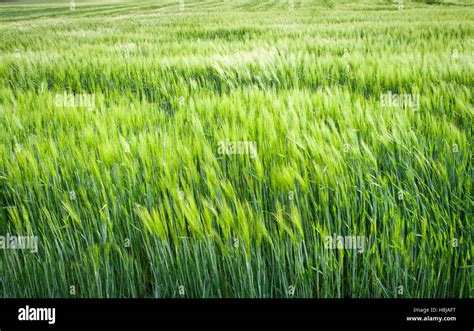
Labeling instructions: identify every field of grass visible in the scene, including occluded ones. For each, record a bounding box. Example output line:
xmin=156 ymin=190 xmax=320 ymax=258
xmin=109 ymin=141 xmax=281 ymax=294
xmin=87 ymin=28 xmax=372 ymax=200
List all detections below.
xmin=0 ymin=0 xmax=472 ymax=298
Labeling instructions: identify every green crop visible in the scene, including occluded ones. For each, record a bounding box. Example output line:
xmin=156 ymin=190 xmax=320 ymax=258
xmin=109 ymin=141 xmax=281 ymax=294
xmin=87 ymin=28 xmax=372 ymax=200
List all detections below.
xmin=0 ymin=0 xmax=472 ymax=298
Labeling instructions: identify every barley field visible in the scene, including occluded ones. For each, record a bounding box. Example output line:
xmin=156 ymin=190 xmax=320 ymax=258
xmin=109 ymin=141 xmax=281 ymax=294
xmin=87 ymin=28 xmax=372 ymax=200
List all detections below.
xmin=0 ymin=0 xmax=472 ymax=298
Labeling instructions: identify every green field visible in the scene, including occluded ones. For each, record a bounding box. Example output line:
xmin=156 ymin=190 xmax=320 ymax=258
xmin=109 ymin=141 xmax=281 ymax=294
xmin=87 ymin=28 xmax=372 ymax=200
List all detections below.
xmin=0 ymin=0 xmax=472 ymax=298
